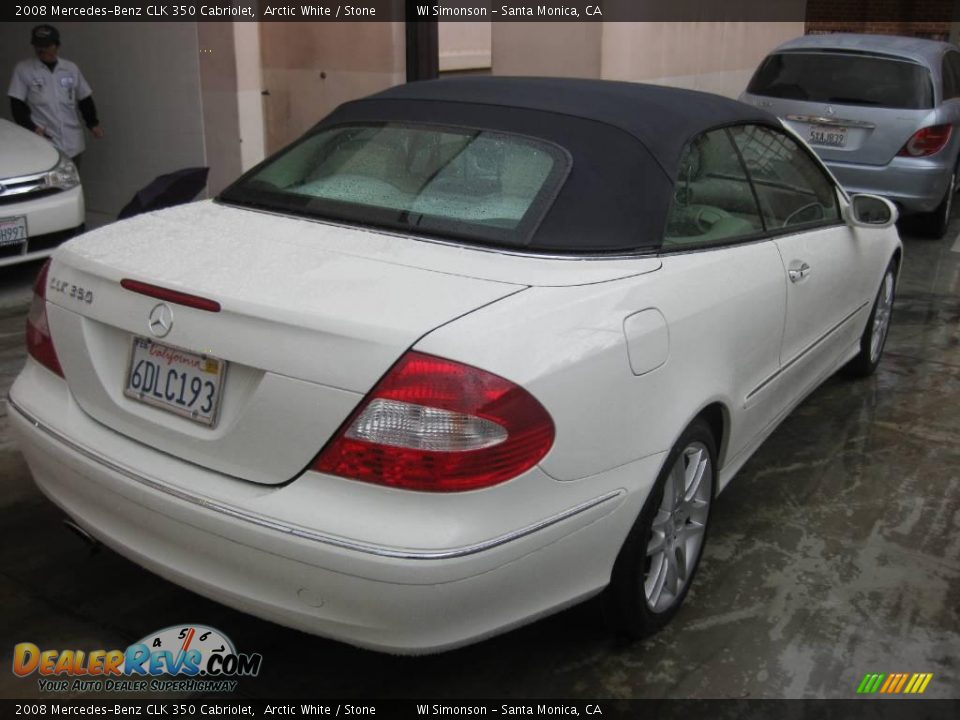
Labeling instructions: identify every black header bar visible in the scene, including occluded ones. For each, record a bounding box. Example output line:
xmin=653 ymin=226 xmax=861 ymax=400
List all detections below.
xmin=3 ymin=0 xmax=960 ymax=23
xmin=2 ymin=699 xmax=960 ymax=719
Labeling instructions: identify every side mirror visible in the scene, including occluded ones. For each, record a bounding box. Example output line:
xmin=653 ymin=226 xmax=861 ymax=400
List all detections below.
xmin=844 ymin=194 xmax=898 ymax=229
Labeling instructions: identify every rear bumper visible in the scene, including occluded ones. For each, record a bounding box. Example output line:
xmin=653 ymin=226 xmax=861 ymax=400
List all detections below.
xmin=825 ymin=157 xmax=952 ymax=214
xmin=8 ymin=361 xmax=659 ymax=653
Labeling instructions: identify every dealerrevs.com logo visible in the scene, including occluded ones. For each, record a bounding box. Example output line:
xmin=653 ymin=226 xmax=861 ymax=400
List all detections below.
xmin=13 ymin=624 xmax=262 ymax=693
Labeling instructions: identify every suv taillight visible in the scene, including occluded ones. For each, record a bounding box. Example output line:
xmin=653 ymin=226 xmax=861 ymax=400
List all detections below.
xmin=25 ymin=259 xmax=63 ymax=377
xmin=312 ymin=351 xmax=555 ymax=492
xmin=898 ymin=124 xmax=953 ymax=157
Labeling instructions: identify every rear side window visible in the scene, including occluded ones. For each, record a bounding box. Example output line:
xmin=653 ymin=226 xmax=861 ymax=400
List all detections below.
xmin=730 ymin=125 xmax=840 ymax=231
xmin=747 ymin=52 xmax=934 ymax=109
xmin=663 ymin=129 xmax=764 ymax=248
xmin=220 ymin=123 xmax=569 ymax=248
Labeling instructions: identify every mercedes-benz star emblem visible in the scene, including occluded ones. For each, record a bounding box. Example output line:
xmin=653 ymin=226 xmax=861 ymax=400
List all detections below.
xmin=825 ymin=105 xmax=836 ymax=116
xmin=148 ymin=303 xmax=174 ymax=338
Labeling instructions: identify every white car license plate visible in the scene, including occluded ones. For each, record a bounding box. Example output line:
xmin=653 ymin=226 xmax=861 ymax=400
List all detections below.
xmin=0 ymin=215 xmax=28 ymax=247
xmin=124 ymin=337 xmax=226 ymax=427
xmin=808 ymin=126 xmax=847 ymax=148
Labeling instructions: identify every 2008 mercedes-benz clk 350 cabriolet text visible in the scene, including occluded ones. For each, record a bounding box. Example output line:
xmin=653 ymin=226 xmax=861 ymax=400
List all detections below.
xmin=10 ymin=78 xmax=902 ymax=653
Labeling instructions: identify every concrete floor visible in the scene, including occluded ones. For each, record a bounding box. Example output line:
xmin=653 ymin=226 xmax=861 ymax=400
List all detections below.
xmin=0 ymin=225 xmax=957 ymax=701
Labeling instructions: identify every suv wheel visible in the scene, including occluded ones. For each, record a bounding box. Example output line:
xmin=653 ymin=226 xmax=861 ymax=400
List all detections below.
xmin=917 ymin=165 xmax=957 ymax=239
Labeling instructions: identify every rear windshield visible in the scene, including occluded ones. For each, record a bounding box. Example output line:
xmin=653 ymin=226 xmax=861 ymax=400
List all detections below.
xmin=747 ymin=52 xmax=934 ymax=109
xmin=219 ymin=123 xmax=569 ymax=248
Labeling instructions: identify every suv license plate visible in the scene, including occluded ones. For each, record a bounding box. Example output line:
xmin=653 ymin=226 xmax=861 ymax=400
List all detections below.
xmin=124 ymin=337 xmax=226 ymax=427
xmin=808 ymin=126 xmax=847 ymax=148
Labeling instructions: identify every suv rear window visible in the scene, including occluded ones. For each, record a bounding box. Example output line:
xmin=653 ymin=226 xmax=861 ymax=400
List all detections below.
xmin=219 ymin=123 xmax=569 ymax=248
xmin=747 ymin=51 xmax=934 ymax=109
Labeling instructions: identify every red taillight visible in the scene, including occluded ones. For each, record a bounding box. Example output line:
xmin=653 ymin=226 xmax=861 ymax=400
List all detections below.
xmin=25 ymin=259 xmax=63 ymax=377
xmin=312 ymin=351 xmax=555 ymax=492
xmin=898 ymin=124 xmax=953 ymax=157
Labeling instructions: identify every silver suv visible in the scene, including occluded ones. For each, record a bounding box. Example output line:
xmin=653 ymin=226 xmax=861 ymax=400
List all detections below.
xmin=741 ymin=33 xmax=960 ymax=238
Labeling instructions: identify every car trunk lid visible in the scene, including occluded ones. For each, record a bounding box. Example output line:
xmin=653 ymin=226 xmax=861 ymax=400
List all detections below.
xmin=46 ymin=203 xmax=535 ymax=485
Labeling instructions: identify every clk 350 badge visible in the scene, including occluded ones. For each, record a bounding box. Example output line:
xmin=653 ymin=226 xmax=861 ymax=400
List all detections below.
xmin=49 ymin=276 xmax=93 ymax=304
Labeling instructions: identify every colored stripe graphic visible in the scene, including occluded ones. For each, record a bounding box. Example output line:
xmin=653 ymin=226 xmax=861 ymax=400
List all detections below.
xmin=906 ymin=673 xmax=934 ymax=694
xmin=857 ymin=673 xmax=885 ymax=694
xmin=856 ymin=672 xmax=933 ymax=694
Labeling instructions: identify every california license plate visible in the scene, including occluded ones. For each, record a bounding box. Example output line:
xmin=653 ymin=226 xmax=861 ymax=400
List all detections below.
xmin=0 ymin=215 xmax=28 ymax=247
xmin=808 ymin=126 xmax=847 ymax=148
xmin=124 ymin=337 xmax=226 ymax=427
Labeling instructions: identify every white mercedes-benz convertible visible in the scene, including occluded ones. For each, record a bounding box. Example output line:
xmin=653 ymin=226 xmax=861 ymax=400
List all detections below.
xmin=9 ymin=78 xmax=901 ymax=653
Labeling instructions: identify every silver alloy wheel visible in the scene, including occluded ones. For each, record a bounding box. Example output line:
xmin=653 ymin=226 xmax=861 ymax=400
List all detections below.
xmin=869 ymin=270 xmax=895 ymax=364
xmin=644 ymin=441 xmax=712 ymax=613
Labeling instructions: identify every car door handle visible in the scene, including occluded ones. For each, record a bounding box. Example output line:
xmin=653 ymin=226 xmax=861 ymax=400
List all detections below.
xmin=788 ymin=263 xmax=811 ymax=283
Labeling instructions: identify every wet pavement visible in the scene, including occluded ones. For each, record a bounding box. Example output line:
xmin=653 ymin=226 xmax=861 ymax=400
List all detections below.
xmin=0 ymin=226 xmax=957 ymax=701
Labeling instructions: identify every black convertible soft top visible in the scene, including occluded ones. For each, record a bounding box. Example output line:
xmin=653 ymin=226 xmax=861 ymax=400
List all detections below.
xmin=319 ymin=77 xmax=781 ymax=253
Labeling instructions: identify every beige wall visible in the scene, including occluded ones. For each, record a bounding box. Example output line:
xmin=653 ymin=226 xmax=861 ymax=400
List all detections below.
xmin=601 ymin=22 xmax=805 ymax=97
xmin=197 ymin=23 xmax=243 ymax=197
xmin=233 ymin=22 xmax=266 ymax=172
xmin=492 ymin=23 xmax=602 ymax=78
xmin=440 ymin=21 xmax=492 ymax=72
xmin=258 ymin=22 xmax=405 ymax=153
xmin=486 ymin=20 xmax=804 ymax=98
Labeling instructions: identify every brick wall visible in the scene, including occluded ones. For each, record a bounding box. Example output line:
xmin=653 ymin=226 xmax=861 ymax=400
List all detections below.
xmin=806 ymin=0 xmax=953 ymax=41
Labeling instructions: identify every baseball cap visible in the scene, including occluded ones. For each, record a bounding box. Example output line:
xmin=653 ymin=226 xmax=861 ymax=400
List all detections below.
xmin=30 ymin=25 xmax=60 ymax=47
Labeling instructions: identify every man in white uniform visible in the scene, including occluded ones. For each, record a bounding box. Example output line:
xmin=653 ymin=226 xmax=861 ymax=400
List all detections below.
xmin=8 ymin=25 xmax=104 ymax=163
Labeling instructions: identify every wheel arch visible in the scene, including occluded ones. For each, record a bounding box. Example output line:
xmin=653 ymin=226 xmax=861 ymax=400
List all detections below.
xmin=695 ymin=402 xmax=728 ymax=477
xmin=605 ymin=399 xmax=722 ymax=637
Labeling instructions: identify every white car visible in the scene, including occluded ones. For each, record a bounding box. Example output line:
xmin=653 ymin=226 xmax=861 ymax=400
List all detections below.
xmin=9 ymin=79 xmax=901 ymax=653
xmin=0 ymin=118 xmax=84 ymax=268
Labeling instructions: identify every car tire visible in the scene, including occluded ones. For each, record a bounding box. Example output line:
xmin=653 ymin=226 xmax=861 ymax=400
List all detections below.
xmin=605 ymin=418 xmax=717 ymax=639
xmin=843 ymin=260 xmax=897 ymax=378
xmin=917 ymin=166 xmax=956 ymax=239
